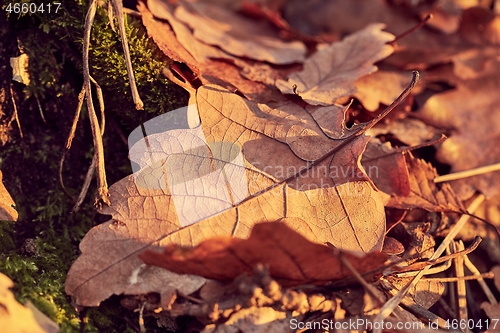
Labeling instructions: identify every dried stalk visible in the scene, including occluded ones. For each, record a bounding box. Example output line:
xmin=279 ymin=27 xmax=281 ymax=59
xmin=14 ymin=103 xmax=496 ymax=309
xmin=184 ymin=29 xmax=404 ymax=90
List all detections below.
xmin=109 ymin=0 xmax=144 ymax=109
xmin=83 ymin=0 xmax=110 ymax=206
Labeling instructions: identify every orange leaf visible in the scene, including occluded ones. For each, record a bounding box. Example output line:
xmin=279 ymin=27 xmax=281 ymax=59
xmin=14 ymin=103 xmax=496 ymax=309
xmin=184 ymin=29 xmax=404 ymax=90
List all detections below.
xmin=139 ymin=221 xmax=388 ymax=287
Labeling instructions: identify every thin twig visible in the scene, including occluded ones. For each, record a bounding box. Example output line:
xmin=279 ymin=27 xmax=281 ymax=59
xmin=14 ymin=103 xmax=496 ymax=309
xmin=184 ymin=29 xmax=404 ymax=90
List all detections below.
xmin=338 ymin=252 xmax=386 ymax=306
xmin=72 ymin=77 xmax=106 ymax=212
xmin=463 ymin=255 xmax=497 ymax=305
xmin=35 ymin=95 xmax=47 ymax=124
xmin=9 ymin=86 xmax=23 ymax=138
xmin=83 ymin=0 xmax=110 ymax=206
xmin=139 ymin=302 xmax=146 ymax=333
xmin=389 ymin=14 xmax=432 ymax=46
xmin=110 ymin=0 xmax=144 ymax=109
xmin=361 ymin=71 xmax=419 ymax=133
xmin=434 ymin=162 xmax=500 ymax=183
xmin=59 ymin=87 xmax=85 ymax=200
xmin=393 ymin=237 xmax=481 ymax=276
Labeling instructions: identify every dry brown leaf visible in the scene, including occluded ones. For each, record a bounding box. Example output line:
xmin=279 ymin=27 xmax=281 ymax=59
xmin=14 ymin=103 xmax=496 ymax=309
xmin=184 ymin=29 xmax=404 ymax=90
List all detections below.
xmin=143 ymin=1 xmax=286 ymax=103
xmin=0 ymin=273 xmax=57 ymax=333
xmin=139 ymin=222 xmax=388 ymax=286
xmin=354 ymin=71 xmax=414 ymax=111
xmin=382 ymin=236 xmax=405 ymax=255
xmin=387 ymin=276 xmax=444 ymax=310
xmin=366 ymin=118 xmax=442 ymax=147
xmin=361 ymin=139 xmax=410 ymax=197
xmin=387 ymin=153 xmax=464 ymax=212
xmin=139 ymin=1 xmax=199 ymax=72
xmin=417 ymin=75 xmax=500 ymax=199
xmin=276 ymin=24 xmax=394 ymax=106
xmin=173 ymin=1 xmax=306 ymax=64
xmin=65 ymin=80 xmax=395 ymax=305
xmin=452 ymin=47 xmax=500 ymax=80
xmin=460 ymin=7 xmax=500 ymax=46
xmin=283 ymin=0 xmax=408 ymax=38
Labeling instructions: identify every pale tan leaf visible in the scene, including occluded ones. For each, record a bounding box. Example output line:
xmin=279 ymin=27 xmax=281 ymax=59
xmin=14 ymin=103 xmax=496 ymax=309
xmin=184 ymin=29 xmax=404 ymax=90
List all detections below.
xmin=275 ymin=24 xmax=394 ymax=106
xmin=0 ymin=273 xmax=57 ymax=333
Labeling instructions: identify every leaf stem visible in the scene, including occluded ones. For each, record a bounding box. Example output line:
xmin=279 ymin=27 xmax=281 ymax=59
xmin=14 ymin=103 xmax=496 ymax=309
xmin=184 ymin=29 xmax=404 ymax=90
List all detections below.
xmin=389 ymin=14 xmax=432 ymax=45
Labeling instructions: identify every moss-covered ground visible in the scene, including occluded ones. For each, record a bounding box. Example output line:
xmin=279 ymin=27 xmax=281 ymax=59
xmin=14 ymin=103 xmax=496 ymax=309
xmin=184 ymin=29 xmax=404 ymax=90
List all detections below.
xmin=0 ymin=1 xmax=188 ymax=331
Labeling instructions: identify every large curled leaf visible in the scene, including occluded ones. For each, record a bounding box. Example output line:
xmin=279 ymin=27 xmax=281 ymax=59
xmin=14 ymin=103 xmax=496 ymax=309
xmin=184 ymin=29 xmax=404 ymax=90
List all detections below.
xmin=65 ymin=83 xmax=392 ymax=306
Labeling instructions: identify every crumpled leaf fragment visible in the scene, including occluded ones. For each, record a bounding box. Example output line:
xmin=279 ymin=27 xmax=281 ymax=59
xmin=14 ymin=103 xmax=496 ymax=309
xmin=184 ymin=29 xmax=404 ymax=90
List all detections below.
xmin=276 ymin=24 xmax=394 ymax=105
xmin=10 ymin=53 xmax=30 ymax=85
xmin=0 ymin=170 xmax=18 ymax=221
xmin=387 ymin=153 xmax=464 ymax=212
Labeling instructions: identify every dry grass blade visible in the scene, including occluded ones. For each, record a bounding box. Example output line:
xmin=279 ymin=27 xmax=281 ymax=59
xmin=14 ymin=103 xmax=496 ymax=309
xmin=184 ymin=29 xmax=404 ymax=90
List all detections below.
xmin=452 ymin=241 xmax=469 ymax=332
xmin=434 ymin=162 xmax=500 ymax=183
xmin=463 ymin=255 xmax=498 ymax=305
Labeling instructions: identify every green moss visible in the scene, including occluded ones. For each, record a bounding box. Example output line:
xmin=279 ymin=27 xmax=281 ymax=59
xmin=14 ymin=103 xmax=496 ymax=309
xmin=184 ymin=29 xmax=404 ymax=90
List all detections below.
xmin=0 ymin=1 xmax=189 ymax=332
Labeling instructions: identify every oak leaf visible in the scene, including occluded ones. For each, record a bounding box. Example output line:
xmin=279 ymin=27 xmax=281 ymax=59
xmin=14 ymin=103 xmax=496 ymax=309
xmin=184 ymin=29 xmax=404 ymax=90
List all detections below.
xmin=139 ymin=222 xmax=388 ymax=286
xmin=275 ymin=24 xmax=394 ymax=105
xmin=65 ymin=81 xmax=394 ymax=306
